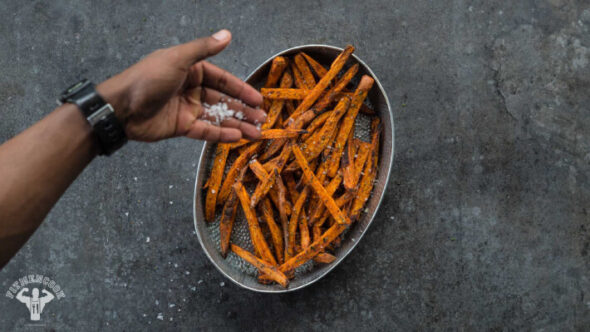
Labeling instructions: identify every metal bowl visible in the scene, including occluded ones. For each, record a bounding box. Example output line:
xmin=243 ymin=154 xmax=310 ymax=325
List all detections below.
xmin=193 ymin=45 xmax=394 ymax=292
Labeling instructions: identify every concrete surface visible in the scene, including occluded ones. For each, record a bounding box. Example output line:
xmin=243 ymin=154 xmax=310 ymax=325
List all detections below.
xmin=1 ymin=0 xmax=589 ymax=330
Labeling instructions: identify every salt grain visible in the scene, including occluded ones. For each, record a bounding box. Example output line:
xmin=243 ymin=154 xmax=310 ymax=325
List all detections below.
xmin=146 ymin=237 xmax=150 ymax=243
xmin=205 ymin=102 xmax=236 ymax=125
xmin=157 ymin=313 xmax=164 ymax=320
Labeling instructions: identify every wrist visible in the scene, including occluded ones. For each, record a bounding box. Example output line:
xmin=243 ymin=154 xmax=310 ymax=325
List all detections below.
xmin=96 ymin=73 xmax=132 ymax=124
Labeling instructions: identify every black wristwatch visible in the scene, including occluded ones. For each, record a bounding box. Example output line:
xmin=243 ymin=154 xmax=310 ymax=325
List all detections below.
xmin=59 ymin=79 xmax=127 ymax=155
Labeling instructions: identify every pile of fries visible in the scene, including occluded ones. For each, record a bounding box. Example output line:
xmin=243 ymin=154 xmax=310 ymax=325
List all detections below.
xmin=203 ymin=45 xmax=381 ymax=288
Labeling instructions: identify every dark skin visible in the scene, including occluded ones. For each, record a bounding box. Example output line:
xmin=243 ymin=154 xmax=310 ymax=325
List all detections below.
xmin=0 ymin=30 xmax=266 ymax=268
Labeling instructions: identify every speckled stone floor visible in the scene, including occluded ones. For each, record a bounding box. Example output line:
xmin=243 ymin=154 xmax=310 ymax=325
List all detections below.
xmin=1 ymin=1 xmax=589 ymax=330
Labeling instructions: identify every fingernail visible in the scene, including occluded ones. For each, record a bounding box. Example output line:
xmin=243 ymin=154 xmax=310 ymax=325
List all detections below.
xmin=211 ymin=29 xmax=231 ymax=41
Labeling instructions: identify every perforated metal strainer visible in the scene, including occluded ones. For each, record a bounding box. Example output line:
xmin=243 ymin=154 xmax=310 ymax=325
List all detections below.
xmin=193 ymin=45 xmax=394 ymax=292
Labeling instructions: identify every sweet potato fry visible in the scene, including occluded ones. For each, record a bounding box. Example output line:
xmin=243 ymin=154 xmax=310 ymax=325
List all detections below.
xmin=283 ymin=172 xmax=299 ymax=203
xmin=251 ymin=168 xmax=278 ymax=207
xmin=248 ymin=158 xmax=293 ymax=216
xmin=262 ymin=71 xmax=293 ymax=130
xmin=294 ymin=53 xmax=316 ymax=89
xmin=234 ymin=182 xmax=277 ymax=265
xmin=205 ymin=143 xmax=230 ymax=222
xmin=261 ymin=88 xmax=306 ymax=100
xmin=292 ymin=145 xmax=350 ymax=225
xmin=299 ymin=209 xmax=311 ymax=249
xmin=285 ymin=45 xmax=354 ymax=123
xmin=219 ymin=167 xmax=247 ymax=257
xmin=218 ymin=142 xmax=262 ymax=202
xmin=342 ymin=129 xmax=358 ymax=191
xmin=301 ymin=52 xmax=328 ymax=78
xmin=265 ymin=56 xmax=288 ymax=89
xmin=301 ymin=111 xmax=332 ymax=141
xmin=263 ymin=56 xmax=288 ymax=110
xmin=260 ymin=198 xmax=284 ymax=264
xmin=285 ymin=100 xmax=296 ymax=115
xmin=231 ymin=244 xmax=288 ymax=288
xmin=315 ymin=191 xmax=354 ymax=228
xmin=313 ymin=252 xmax=337 ymax=264
xmin=248 ymin=159 xmax=267 ymax=180
xmin=350 ymin=118 xmax=381 ymax=222
xmin=308 ymin=64 xmax=359 ymax=115
xmin=284 ymin=97 xmax=350 ymax=171
xmin=280 ymin=222 xmax=348 ymax=273
xmin=291 ymin=63 xmax=306 ymax=90
xmin=287 ymin=186 xmax=310 ymax=258
xmin=260 ymin=110 xmax=317 ymax=160
xmin=308 ymin=172 xmax=343 ymax=225
xmin=274 ymin=175 xmax=291 ymax=247
xmin=348 ymin=141 xmax=370 ymax=190
xmin=228 ymin=128 xmax=303 ymax=150
xmin=325 ymin=75 xmax=375 ymax=177
xmin=262 ymin=142 xmax=292 ymax=173
xmin=260 ymin=128 xmax=307 ymax=139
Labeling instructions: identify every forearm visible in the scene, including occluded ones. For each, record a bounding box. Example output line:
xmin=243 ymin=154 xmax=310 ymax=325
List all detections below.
xmin=0 ymin=104 xmax=99 ymax=267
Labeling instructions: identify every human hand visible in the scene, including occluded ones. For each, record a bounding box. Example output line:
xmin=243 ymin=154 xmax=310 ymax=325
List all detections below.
xmin=96 ymin=29 xmax=265 ymax=143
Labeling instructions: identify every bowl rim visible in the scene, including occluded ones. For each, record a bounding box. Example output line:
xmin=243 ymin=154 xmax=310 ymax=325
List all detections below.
xmin=193 ymin=44 xmax=394 ymax=293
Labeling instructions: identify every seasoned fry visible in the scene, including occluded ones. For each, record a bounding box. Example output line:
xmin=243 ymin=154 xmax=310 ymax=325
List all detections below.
xmin=350 ymin=117 xmax=380 ymax=222
xmin=228 ymin=129 xmax=304 ymax=150
xmin=301 ymin=111 xmax=332 ymax=141
xmin=308 ymin=172 xmax=343 ymax=225
xmin=219 ymin=167 xmax=247 ymax=257
xmin=261 ymin=88 xmax=307 ymax=100
xmin=342 ymin=129 xmax=358 ymax=191
xmin=260 ymin=128 xmax=307 ymax=139
xmin=263 ymin=71 xmax=293 ymax=130
xmin=325 ymin=75 xmax=375 ymax=177
xmin=299 ymin=209 xmax=311 ymax=249
xmin=231 ymin=244 xmax=289 ymax=288
xmin=251 ymin=168 xmax=278 ymax=207
xmin=287 ymin=186 xmax=309 ymax=258
xmin=283 ymin=172 xmax=299 ymax=203
xmin=262 ymin=142 xmax=292 ymax=173
xmin=280 ymin=222 xmax=348 ymax=273
xmin=234 ymin=182 xmax=277 ymax=265
xmin=285 ymin=45 xmax=354 ymax=123
xmin=205 ymin=143 xmax=230 ymax=222
xmin=284 ymin=97 xmax=350 ymax=172
xmin=260 ymin=109 xmax=317 ymax=160
xmin=301 ymin=52 xmax=328 ymax=78
xmin=291 ymin=63 xmax=306 ymax=90
xmin=218 ymin=142 xmax=262 ymax=202
xmin=349 ymin=141 xmax=370 ymax=190
xmin=294 ymin=53 xmax=316 ymax=89
xmin=285 ymin=100 xmax=296 ymax=115
xmin=248 ymin=159 xmax=267 ymax=180
xmin=263 ymin=56 xmax=288 ymax=110
xmin=308 ymin=64 xmax=359 ymax=115
xmin=260 ymin=198 xmax=284 ymax=264
xmin=292 ymin=145 xmax=350 ymax=225
xmin=315 ymin=192 xmax=354 ymax=228
xmin=274 ymin=175 xmax=291 ymax=248
xmin=265 ymin=56 xmax=288 ymax=89
xmin=313 ymin=253 xmax=337 ymax=264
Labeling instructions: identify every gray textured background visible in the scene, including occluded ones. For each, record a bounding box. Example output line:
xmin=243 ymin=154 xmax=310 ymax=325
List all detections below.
xmin=1 ymin=0 xmax=589 ymax=331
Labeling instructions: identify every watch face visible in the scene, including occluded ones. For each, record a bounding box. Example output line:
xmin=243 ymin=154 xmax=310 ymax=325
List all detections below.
xmin=60 ymin=79 xmax=90 ymax=102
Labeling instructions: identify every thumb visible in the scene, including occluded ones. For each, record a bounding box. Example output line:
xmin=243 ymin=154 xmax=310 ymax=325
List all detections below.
xmin=175 ymin=29 xmax=232 ymax=67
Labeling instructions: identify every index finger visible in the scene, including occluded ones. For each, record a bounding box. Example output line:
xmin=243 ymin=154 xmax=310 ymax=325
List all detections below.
xmin=200 ymin=61 xmax=263 ymax=107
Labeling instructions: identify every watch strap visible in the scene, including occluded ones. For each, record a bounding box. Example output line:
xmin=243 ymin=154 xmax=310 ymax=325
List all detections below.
xmin=60 ymin=79 xmax=127 ymax=155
